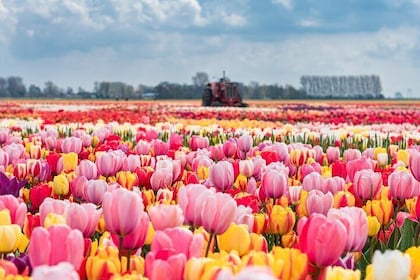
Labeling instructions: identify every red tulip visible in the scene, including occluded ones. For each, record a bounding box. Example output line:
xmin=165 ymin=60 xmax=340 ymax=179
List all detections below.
xmin=29 ymin=183 xmax=52 ymax=212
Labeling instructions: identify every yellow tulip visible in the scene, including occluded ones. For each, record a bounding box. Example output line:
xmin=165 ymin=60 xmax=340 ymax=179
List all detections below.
xmin=197 ymin=166 xmax=209 ymax=180
xmin=184 ymin=258 xmax=214 ymax=280
xmin=92 ymin=136 xmax=100 ymax=148
xmin=373 ymin=147 xmax=387 ymax=160
xmin=333 ymin=191 xmax=356 ymax=208
xmin=270 ymin=247 xmax=308 ymax=280
xmin=367 ymin=216 xmax=381 ymax=237
xmin=295 ymin=190 xmax=309 ymax=218
xmin=249 ymin=232 xmax=268 ymax=252
xmin=0 ymin=224 xmax=22 ymax=253
xmin=324 ymin=266 xmax=361 ymax=280
xmin=44 ymin=213 xmax=66 ymax=228
xmin=86 ymin=246 xmax=121 ymax=280
xmin=252 ymin=213 xmax=267 ymax=234
xmin=363 ymin=199 xmax=393 ymax=225
xmin=62 ymin=152 xmax=78 ymax=173
xmin=0 ymin=209 xmax=11 ymax=226
xmin=117 ymin=171 xmax=138 ymax=190
xmin=267 ymin=205 xmax=295 ymax=235
xmin=218 ymin=223 xmax=251 ymax=257
xmin=52 ymin=173 xmax=69 ymax=196
xmin=406 ymin=246 xmax=420 ymax=278
xmin=397 ymin=149 xmax=409 ymax=166
xmin=234 ymin=174 xmax=248 ymax=192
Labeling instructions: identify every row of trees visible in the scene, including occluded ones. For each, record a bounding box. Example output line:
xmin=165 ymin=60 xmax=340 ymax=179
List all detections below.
xmin=0 ymin=73 xmax=384 ymax=100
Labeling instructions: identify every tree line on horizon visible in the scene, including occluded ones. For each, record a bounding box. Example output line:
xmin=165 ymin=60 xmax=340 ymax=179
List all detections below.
xmin=0 ymin=73 xmax=385 ymax=100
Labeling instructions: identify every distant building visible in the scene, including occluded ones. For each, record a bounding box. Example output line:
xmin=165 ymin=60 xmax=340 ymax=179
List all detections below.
xmin=142 ymin=92 xmax=158 ymax=100
xmin=300 ymin=75 xmax=382 ymax=98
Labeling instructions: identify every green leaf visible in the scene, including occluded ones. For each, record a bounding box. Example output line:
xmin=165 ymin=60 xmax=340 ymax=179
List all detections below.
xmin=397 ymin=218 xmax=417 ymax=251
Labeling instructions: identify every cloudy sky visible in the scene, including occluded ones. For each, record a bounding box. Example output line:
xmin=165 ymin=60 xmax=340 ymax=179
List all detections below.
xmin=1 ymin=0 xmax=420 ymax=97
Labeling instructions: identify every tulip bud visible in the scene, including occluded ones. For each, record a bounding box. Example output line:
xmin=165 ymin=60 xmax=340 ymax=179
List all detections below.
xmin=367 ymin=216 xmax=381 ymax=236
xmin=52 ymin=174 xmax=69 ymax=196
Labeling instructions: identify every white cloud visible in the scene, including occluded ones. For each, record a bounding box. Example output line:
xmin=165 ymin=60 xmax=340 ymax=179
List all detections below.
xmin=272 ymin=0 xmax=293 ymax=10
xmin=299 ymin=19 xmax=320 ymax=27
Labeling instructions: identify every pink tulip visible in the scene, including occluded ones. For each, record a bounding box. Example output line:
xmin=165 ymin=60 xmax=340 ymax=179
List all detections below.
xmin=77 ymin=159 xmax=98 ymax=180
xmin=39 ymin=197 xmax=70 ymax=226
xmin=150 ymin=168 xmax=173 ymax=192
xmin=111 ymin=212 xmax=150 ymax=252
xmin=152 ymin=139 xmax=169 ymax=156
xmin=190 ymin=135 xmax=209 ymax=151
xmin=299 ymin=163 xmax=321 ymax=180
xmin=0 ymin=195 xmax=27 ymax=227
xmin=146 ymin=129 xmax=159 ymax=140
xmin=177 ymin=184 xmax=214 ymax=227
xmin=148 ymin=204 xmax=184 ymax=231
xmin=306 ymin=190 xmax=333 ymax=216
xmin=95 ymin=152 xmax=121 ymax=177
xmin=326 ymin=146 xmax=340 ymax=164
xmin=191 ymin=155 xmax=212 ymax=172
xmin=70 ymin=176 xmax=88 ymax=202
xmin=201 ymin=192 xmax=237 ymax=234
xmin=150 ymin=227 xmax=203 ymax=258
xmin=3 ymin=143 xmax=25 ymax=165
xmin=270 ymin=142 xmax=289 ymax=162
xmin=252 ymin=156 xmax=266 ymax=180
xmin=209 ymin=161 xmax=234 ymax=192
xmin=239 ymin=160 xmax=254 ymax=177
xmin=145 ymin=250 xmax=186 ymax=280
xmin=102 ymin=188 xmax=144 ymax=236
xmin=298 ymin=213 xmax=347 ymax=266
xmin=145 ymin=227 xmax=204 ymax=280
xmin=0 ymin=150 xmax=9 ymax=167
xmin=65 ymin=202 xmax=102 ymax=238
xmin=135 ymin=140 xmax=152 ymax=155
xmin=389 ymin=170 xmax=419 ymax=200
xmin=288 ymin=185 xmax=302 ymax=205
xmin=237 ymin=134 xmax=253 ymax=154
xmin=302 ymin=171 xmax=323 ymax=193
xmin=122 ymin=154 xmax=141 ymax=172
xmin=327 ymin=207 xmax=368 ymax=252
xmin=234 ymin=205 xmax=254 ymax=232
xmin=83 ymin=179 xmax=108 ymax=205
xmin=352 ymin=169 xmax=383 ymax=201
xmin=410 ymin=149 xmax=420 ymax=182
xmin=28 ymin=225 xmax=84 ymax=270
xmin=209 ymin=145 xmax=225 ymax=161
xmin=0 ymin=128 xmax=9 ymax=144
xmin=31 ymin=262 xmax=80 ymax=280
xmin=81 ymin=134 xmax=92 ymax=147
xmin=45 ymin=135 xmax=57 ymax=151
xmin=223 ymin=139 xmax=237 ymax=158
xmin=61 ymin=137 xmax=83 ymax=154
xmin=321 ymin=176 xmax=346 ymax=194
xmin=343 ymin=148 xmax=362 ymax=162
xmin=169 ymin=133 xmax=183 ymax=150
xmin=247 ymin=177 xmax=257 ymax=194
xmin=346 ymin=157 xmax=373 ymax=182
xmin=261 ymin=169 xmax=288 ymax=199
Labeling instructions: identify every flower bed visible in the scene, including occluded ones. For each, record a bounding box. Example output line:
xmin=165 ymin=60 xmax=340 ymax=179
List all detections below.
xmin=0 ymin=100 xmax=420 ymax=279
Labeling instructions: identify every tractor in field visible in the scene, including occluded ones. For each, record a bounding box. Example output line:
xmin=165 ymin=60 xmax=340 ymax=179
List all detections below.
xmin=202 ymin=74 xmax=248 ymax=107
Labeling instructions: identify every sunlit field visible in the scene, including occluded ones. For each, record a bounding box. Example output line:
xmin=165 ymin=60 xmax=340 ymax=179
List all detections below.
xmin=0 ymin=99 xmax=420 ymax=279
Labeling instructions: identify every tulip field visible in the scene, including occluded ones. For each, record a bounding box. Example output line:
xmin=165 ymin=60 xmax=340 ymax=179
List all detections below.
xmin=1 ymin=99 xmax=420 ymax=279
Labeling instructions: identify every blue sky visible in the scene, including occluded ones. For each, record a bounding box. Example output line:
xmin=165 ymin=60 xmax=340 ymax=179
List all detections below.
xmin=1 ymin=0 xmax=420 ymax=97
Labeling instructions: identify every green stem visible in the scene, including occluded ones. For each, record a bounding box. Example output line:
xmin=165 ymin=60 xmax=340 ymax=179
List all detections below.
xmin=415 ymin=223 xmax=420 ymax=246
xmin=126 ymin=249 xmax=131 ymax=272
xmin=205 ymin=233 xmax=214 ymax=257
xmin=118 ymin=235 xmax=124 ymax=262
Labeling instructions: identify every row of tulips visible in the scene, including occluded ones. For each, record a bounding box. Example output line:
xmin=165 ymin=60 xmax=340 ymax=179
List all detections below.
xmin=1 ymin=100 xmax=420 ymax=126
xmin=0 ymin=106 xmax=419 ymax=278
